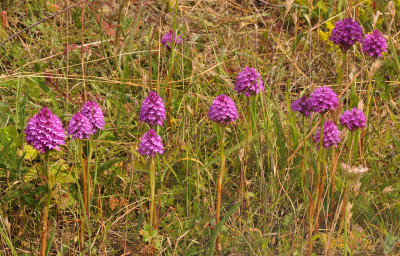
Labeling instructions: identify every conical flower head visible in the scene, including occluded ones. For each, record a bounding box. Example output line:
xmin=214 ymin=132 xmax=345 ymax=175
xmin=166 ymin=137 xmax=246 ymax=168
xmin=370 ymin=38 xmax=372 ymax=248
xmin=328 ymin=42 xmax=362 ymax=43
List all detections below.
xmin=234 ymin=67 xmax=264 ymax=96
xmin=341 ymin=163 xmax=368 ymax=183
xmin=138 ymin=129 xmax=164 ymax=157
xmin=24 ymin=106 xmax=66 ymax=153
xmin=68 ymin=113 xmax=93 ymax=140
xmin=161 ymin=29 xmax=182 ymax=50
xmin=139 ymin=91 xmax=166 ymax=127
xmin=362 ymin=30 xmax=387 ymax=58
xmin=339 ymin=108 xmax=367 ymax=131
xmin=330 ymin=18 xmax=363 ymax=52
xmin=314 ymin=120 xmax=341 ymax=148
xmin=290 ymin=96 xmax=312 ymax=116
xmin=208 ymin=95 xmax=239 ymax=124
xmin=309 ymin=86 xmax=338 ymax=113
xmin=80 ymin=101 xmax=105 ymax=134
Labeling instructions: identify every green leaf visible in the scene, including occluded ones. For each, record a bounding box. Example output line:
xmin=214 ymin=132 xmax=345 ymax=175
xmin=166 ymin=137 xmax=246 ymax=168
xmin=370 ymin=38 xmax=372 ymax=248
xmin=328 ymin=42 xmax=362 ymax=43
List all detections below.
xmin=23 ymin=167 xmax=38 ymax=183
xmin=273 ymin=110 xmax=287 ymax=171
xmin=27 ymin=77 xmax=59 ymax=112
xmin=96 ymin=158 xmax=126 ymax=177
xmin=207 ymin=200 xmax=240 ymax=256
xmin=20 ymin=144 xmax=39 ymax=161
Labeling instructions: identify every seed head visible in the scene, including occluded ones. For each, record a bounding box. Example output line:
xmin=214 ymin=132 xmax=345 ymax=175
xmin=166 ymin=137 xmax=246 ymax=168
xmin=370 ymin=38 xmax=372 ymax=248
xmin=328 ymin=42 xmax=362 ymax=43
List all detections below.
xmin=341 ymin=163 xmax=368 ymax=183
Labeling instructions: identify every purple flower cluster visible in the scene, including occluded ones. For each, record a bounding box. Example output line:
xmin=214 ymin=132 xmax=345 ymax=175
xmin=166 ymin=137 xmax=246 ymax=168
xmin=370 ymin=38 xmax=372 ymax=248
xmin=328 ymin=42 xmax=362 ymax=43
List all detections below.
xmin=24 ymin=106 xmax=66 ymax=153
xmin=362 ymin=30 xmax=387 ymax=58
xmin=314 ymin=120 xmax=341 ymax=149
xmin=139 ymin=91 xmax=166 ymax=127
xmin=67 ymin=113 xmax=93 ymax=140
xmin=234 ymin=67 xmax=264 ymax=96
xmin=290 ymin=96 xmax=312 ymax=116
xmin=67 ymin=100 xmax=105 ymax=140
xmin=80 ymin=101 xmax=105 ymax=134
xmin=138 ymin=129 xmax=164 ymax=157
xmin=137 ymin=92 xmax=166 ymax=157
xmin=339 ymin=108 xmax=367 ymax=131
xmin=161 ymin=29 xmax=182 ymax=49
xmin=330 ymin=18 xmax=363 ymax=52
xmin=208 ymin=95 xmax=239 ymax=124
xmin=308 ymin=87 xmax=338 ymax=113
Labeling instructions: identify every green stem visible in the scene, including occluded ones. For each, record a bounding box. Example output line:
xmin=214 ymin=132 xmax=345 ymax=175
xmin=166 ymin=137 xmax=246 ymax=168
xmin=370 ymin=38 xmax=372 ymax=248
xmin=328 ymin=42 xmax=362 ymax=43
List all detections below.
xmin=315 ymin=148 xmax=328 ymax=233
xmin=80 ymin=141 xmax=88 ymax=219
xmin=348 ymin=131 xmax=354 ymax=164
xmin=150 ymin=157 xmax=156 ymax=228
xmin=216 ymin=126 xmax=226 ymax=224
xmin=343 ymin=182 xmax=350 ymax=256
xmin=314 ymin=115 xmax=325 ymax=210
xmin=239 ymin=99 xmax=252 ymax=209
xmin=365 ymin=76 xmax=374 ymax=131
xmin=0 ymin=217 xmax=17 ymax=256
xmin=352 ymin=130 xmax=359 ymax=165
xmin=165 ymin=0 xmax=179 ymax=127
xmin=301 ymin=115 xmax=307 ymax=194
xmin=215 ymin=125 xmax=226 ymax=252
xmin=79 ymin=140 xmax=88 ymax=251
xmin=337 ymin=53 xmax=347 ymax=94
xmin=312 ymin=115 xmax=325 ymax=245
xmin=41 ymin=152 xmax=50 ymax=256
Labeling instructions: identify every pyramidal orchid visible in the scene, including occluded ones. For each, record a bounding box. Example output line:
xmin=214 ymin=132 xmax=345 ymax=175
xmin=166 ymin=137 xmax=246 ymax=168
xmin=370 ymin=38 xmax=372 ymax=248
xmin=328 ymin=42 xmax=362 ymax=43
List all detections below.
xmin=362 ymin=30 xmax=387 ymax=58
xmin=138 ymin=129 xmax=164 ymax=157
xmin=330 ymin=18 xmax=363 ymax=52
xmin=340 ymin=108 xmax=367 ymax=132
xmin=208 ymin=95 xmax=238 ymax=249
xmin=24 ymin=106 xmax=66 ymax=255
xmin=140 ymin=91 xmax=167 ymax=127
xmin=313 ymin=120 xmax=341 ymax=149
xmin=24 ymin=106 xmax=66 ymax=154
xmin=138 ymin=128 xmax=164 ymax=232
xmin=80 ymin=101 xmax=105 ymax=134
xmin=234 ymin=67 xmax=264 ymax=97
xmin=291 ymin=96 xmax=312 ymax=116
xmin=208 ymin=95 xmax=239 ymax=124
xmin=309 ymin=86 xmax=338 ymax=114
xmin=161 ymin=29 xmax=182 ymax=50
xmin=68 ymin=113 xmax=93 ymax=140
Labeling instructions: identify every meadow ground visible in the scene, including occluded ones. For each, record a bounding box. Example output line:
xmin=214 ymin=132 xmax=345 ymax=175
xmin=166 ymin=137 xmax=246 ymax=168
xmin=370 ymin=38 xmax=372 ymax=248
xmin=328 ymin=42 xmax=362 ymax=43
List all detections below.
xmin=0 ymin=0 xmax=399 ymax=255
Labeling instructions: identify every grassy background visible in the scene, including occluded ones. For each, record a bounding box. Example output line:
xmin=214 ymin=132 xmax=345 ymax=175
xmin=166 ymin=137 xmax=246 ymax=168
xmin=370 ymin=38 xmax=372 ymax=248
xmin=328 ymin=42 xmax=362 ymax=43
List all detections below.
xmin=0 ymin=0 xmax=399 ymax=255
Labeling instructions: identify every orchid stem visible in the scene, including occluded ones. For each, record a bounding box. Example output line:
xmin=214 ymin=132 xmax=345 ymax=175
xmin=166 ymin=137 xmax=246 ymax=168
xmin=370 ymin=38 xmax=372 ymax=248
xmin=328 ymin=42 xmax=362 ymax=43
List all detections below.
xmin=215 ymin=125 xmax=226 ymax=252
xmin=150 ymin=157 xmax=156 ymax=229
xmin=40 ymin=152 xmax=50 ymax=256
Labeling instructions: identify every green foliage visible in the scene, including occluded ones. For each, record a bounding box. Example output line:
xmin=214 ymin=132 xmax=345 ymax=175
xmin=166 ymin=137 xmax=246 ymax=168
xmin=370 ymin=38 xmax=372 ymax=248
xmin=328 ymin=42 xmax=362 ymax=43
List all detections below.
xmin=384 ymin=232 xmax=399 ymax=255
